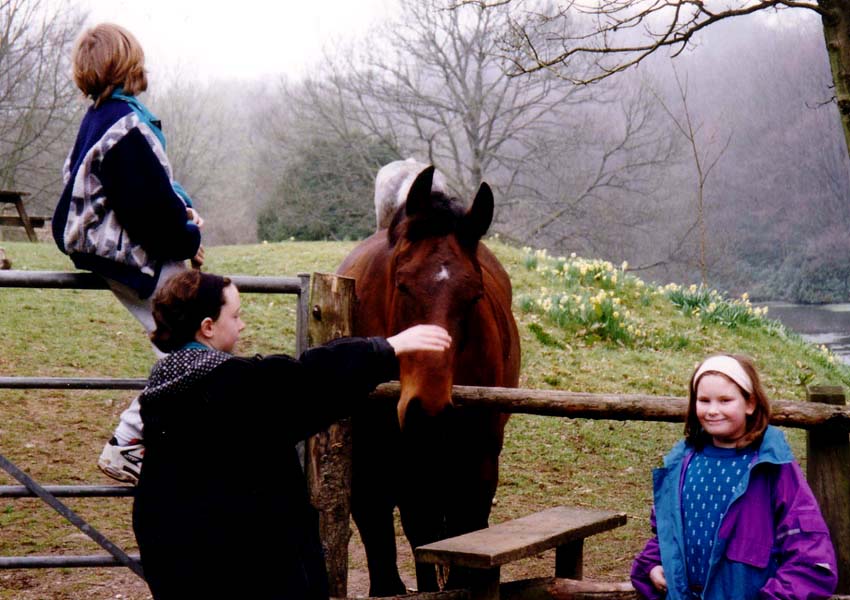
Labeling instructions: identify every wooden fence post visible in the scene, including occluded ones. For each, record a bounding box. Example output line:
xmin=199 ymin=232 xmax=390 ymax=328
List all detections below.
xmin=305 ymin=272 xmax=355 ymax=598
xmin=295 ymin=272 xmax=311 ymax=357
xmin=807 ymin=385 xmax=850 ymax=593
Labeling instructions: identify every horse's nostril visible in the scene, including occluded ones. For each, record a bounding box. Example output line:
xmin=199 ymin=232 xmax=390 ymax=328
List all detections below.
xmin=399 ymin=397 xmax=425 ymax=432
xmin=406 ymin=397 xmax=425 ymax=419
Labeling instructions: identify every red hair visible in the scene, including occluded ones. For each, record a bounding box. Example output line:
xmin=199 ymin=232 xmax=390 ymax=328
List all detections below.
xmin=73 ymin=23 xmax=148 ymax=107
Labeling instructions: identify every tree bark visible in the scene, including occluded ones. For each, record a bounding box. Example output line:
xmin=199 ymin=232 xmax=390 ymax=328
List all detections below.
xmin=821 ymin=0 xmax=850 ymax=159
xmin=306 ymin=273 xmax=356 ymax=598
xmin=807 ymin=386 xmax=850 ymax=594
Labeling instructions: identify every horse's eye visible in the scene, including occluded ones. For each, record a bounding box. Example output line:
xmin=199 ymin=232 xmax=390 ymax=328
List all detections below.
xmin=396 ymin=281 xmax=411 ymax=295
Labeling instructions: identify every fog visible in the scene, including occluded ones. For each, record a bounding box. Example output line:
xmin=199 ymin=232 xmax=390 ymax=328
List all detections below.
xmin=4 ymin=1 xmax=847 ymax=301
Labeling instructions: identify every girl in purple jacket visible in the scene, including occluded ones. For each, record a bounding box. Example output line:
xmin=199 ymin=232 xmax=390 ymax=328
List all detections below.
xmin=631 ymin=354 xmax=837 ymax=599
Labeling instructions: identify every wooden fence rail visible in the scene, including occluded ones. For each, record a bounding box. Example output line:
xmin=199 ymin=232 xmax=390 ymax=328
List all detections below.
xmin=367 ymin=381 xmax=850 ymax=596
xmin=369 ymin=383 xmax=850 ymax=430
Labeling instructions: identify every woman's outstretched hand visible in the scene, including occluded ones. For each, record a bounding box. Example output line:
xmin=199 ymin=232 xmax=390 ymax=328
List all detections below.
xmin=387 ymin=325 xmax=451 ymax=356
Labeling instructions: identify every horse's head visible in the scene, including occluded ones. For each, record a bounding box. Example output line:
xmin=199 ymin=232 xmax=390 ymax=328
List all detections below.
xmin=386 ymin=166 xmax=493 ymax=427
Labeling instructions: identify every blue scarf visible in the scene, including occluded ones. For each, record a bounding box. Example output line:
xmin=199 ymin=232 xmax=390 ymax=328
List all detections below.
xmin=182 ymin=341 xmax=212 ymax=351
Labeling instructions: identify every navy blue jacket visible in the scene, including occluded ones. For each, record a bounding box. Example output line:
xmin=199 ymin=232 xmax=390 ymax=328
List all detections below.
xmin=53 ymin=99 xmax=200 ymax=298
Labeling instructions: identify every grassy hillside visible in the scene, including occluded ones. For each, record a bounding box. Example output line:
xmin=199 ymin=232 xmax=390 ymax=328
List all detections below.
xmin=0 ymin=240 xmax=847 ymax=599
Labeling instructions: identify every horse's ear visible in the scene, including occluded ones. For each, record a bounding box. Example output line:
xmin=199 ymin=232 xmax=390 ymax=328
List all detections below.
xmin=461 ymin=182 xmax=494 ymax=243
xmin=405 ymin=166 xmax=436 ymax=217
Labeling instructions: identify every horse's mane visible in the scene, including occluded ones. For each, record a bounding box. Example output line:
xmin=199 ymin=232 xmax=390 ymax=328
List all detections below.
xmin=388 ymin=192 xmax=467 ymax=244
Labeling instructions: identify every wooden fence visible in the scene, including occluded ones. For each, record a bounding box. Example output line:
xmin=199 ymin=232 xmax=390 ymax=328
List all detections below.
xmin=359 ymin=383 xmax=850 ymax=599
xmin=1 ymin=270 xmax=849 ymax=599
xmin=311 ymin=272 xmax=850 ymax=599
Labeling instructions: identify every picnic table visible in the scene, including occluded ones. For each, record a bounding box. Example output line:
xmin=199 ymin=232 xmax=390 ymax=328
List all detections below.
xmin=0 ymin=190 xmax=41 ymax=242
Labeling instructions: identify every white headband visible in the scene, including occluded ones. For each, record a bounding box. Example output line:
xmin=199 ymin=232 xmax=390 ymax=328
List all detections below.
xmin=692 ymin=355 xmax=753 ymax=395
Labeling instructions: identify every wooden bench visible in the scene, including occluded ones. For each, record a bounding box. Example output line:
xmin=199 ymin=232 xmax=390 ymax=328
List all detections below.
xmin=0 ymin=215 xmax=47 ymax=228
xmin=415 ymin=506 xmax=627 ymax=600
xmin=0 ymin=191 xmax=42 ymax=242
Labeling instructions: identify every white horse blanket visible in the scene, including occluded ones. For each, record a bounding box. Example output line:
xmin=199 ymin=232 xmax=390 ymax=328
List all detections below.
xmin=374 ymin=159 xmax=449 ymax=230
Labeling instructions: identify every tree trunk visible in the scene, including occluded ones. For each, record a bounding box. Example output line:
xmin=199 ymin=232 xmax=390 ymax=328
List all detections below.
xmin=821 ymin=0 xmax=850 ymax=158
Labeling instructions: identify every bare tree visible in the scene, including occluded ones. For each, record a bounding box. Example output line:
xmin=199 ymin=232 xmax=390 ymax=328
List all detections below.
xmin=146 ymin=76 xmax=259 ymax=244
xmin=147 ymin=74 xmax=227 ymax=200
xmin=471 ymin=0 xmax=850 ymax=162
xmin=507 ymin=79 xmax=676 ymax=253
xmin=309 ymin=0 xmax=575 ymax=200
xmin=292 ymin=0 xmax=673 ymax=253
xmin=0 ymin=0 xmax=84 ymax=211
xmin=652 ymin=67 xmax=730 ymax=283
xmin=247 ymin=77 xmax=399 ymax=241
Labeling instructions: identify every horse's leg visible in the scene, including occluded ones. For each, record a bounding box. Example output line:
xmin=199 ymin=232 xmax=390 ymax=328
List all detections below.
xmin=351 ymin=411 xmax=407 ymax=597
xmin=352 ymin=493 xmax=406 ymax=596
xmin=442 ymin=419 xmax=502 ymax=591
xmin=398 ymin=486 xmax=444 ymax=593
xmin=396 ymin=427 xmax=449 ymax=594
xmin=441 ymin=476 xmax=496 ymax=591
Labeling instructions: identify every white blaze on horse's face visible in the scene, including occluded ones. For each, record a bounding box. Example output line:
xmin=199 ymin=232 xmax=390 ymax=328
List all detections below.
xmin=435 ymin=266 xmax=450 ymax=282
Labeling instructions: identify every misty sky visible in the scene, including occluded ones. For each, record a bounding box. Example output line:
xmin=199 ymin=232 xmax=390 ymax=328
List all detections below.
xmin=79 ymin=0 xmax=397 ymax=82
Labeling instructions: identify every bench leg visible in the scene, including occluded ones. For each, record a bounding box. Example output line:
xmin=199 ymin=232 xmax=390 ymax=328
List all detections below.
xmin=467 ymin=566 xmax=500 ymax=600
xmin=13 ymin=199 xmax=36 ymax=242
xmin=555 ymin=539 xmax=584 ymax=579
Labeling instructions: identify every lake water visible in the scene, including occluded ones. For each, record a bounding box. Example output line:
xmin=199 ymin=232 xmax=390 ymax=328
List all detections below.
xmin=759 ymin=302 xmax=850 ymax=364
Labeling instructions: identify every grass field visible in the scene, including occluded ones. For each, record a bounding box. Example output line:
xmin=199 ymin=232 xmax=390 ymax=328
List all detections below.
xmin=0 ymin=239 xmax=847 ymax=599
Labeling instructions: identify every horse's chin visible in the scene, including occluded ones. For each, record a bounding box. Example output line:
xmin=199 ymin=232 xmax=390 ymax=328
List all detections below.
xmin=396 ymin=353 xmax=454 ymax=429
xmin=397 ymin=390 xmax=453 ymax=430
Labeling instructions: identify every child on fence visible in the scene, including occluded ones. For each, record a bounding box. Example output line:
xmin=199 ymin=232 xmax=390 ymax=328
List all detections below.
xmin=52 ymin=23 xmax=204 ymax=484
xmin=630 ymin=354 xmax=837 ymax=599
xmin=131 ymin=269 xmax=451 ymax=599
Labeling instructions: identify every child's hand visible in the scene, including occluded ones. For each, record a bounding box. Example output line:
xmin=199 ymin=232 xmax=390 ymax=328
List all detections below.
xmin=191 ymin=244 xmax=205 ymax=269
xmin=387 ymin=325 xmax=451 ymax=356
xmin=186 ymin=207 xmax=204 ymax=228
xmin=649 ymin=565 xmax=667 ymax=592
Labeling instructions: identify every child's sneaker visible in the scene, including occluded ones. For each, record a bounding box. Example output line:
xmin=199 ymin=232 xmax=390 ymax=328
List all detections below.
xmin=97 ymin=438 xmax=144 ymax=485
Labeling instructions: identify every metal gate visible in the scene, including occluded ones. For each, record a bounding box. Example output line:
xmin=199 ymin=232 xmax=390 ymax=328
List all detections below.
xmin=0 ymin=270 xmax=310 ymax=579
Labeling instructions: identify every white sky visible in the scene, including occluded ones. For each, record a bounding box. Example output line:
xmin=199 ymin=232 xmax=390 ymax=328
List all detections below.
xmin=79 ymin=0 xmax=398 ymax=82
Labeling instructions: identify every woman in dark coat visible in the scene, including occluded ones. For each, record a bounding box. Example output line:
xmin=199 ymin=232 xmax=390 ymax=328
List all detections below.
xmin=132 ymin=270 xmax=450 ymax=599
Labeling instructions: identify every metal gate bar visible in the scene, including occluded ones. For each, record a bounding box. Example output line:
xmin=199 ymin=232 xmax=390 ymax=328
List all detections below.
xmin=0 ymin=485 xmax=133 ymax=497
xmin=0 ymin=452 xmax=145 ymax=578
xmin=0 ymin=555 xmax=141 ymax=569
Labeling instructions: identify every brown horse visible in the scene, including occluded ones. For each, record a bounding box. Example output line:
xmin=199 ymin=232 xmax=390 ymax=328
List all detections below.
xmin=338 ymin=166 xmax=521 ymax=595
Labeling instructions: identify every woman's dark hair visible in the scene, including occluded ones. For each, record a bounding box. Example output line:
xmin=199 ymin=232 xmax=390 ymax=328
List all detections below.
xmin=150 ymin=271 xmax=232 ymax=353
xmin=684 ymin=353 xmax=771 ymax=449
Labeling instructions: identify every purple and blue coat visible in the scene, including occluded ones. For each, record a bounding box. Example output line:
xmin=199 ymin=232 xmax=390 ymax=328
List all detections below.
xmin=631 ymin=426 xmax=837 ymax=599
